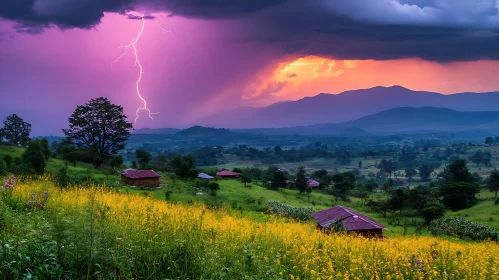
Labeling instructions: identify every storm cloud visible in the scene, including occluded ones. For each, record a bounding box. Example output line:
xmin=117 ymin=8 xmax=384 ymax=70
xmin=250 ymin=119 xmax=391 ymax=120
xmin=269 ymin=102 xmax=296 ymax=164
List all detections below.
xmin=2 ymin=0 xmax=499 ymax=61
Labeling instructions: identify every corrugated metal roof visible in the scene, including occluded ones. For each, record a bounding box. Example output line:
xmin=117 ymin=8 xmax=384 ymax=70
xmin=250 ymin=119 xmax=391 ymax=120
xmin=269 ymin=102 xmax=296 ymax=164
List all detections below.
xmin=198 ymin=173 xmax=214 ymax=179
xmin=311 ymin=206 xmax=387 ymax=231
xmin=121 ymin=169 xmax=161 ymax=179
xmin=216 ymin=171 xmax=241 ymax=176
xmin=307 ymin=179 xmax=320 ymax=188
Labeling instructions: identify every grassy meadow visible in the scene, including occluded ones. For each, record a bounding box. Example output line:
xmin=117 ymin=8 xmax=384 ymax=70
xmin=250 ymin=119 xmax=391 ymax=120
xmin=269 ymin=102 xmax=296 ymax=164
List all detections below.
xmin=1 ymin=178 xmax=499 ymax=279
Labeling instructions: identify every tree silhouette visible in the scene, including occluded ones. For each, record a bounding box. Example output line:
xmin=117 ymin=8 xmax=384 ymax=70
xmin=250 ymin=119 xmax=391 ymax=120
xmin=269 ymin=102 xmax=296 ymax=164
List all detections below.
xmin=63 ymin=97 xmax=133 ymax=165
xmin=0 ymin=114 xmax=31 ymax=146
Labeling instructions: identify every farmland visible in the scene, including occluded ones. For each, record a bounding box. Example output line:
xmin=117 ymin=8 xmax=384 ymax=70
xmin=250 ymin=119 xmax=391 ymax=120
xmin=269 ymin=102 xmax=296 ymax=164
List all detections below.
xmin=1 ymin=178 xmax=499 ymax=279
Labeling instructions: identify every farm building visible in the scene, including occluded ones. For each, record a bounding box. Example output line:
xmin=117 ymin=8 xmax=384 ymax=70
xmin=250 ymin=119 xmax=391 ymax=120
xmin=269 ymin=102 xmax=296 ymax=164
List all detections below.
xmin=198 ymin=173 xmax=214 ymax=179
xmin=121 ymin=169 xmax=161 ymax=187
xmin=216 ymin=170 xmax=241 ymax=178
xmin=312 ymin=206 xmax=387 ymax=237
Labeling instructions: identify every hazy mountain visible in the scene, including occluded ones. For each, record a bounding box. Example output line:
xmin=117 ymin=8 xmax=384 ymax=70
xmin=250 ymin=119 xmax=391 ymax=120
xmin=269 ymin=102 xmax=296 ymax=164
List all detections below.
xmin=200 ymin=86 xmax=499 ymax=128
xmin=132 ymin=128 xmax=180 ymax=135
xmin=235 ymin=107 xmax=499 ymax=135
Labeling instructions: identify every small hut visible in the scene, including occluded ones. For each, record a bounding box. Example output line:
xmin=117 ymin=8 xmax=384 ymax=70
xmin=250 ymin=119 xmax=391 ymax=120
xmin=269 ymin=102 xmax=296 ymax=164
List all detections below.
xmin=216 ymin=170 xmax=241 ymax=178
xmin=121 ymin=169 xmax=161 ymax=187
xmin=312 ymin=206 xmax=387 ymax=237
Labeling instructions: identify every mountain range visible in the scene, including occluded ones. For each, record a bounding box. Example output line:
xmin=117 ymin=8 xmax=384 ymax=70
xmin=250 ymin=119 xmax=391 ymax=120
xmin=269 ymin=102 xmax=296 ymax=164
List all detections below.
xmin=235 ymin=107 xmax=499 ymax=135
xmin=199 ymin=86 xmax=499 ymax=128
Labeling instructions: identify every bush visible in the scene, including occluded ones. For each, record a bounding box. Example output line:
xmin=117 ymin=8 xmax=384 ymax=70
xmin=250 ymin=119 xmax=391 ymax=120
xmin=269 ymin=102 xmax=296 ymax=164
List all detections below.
xmin=267 ymin=201 xmax=314 ymax=220
xmin=429 ymin=217 xmax=499 ymax=241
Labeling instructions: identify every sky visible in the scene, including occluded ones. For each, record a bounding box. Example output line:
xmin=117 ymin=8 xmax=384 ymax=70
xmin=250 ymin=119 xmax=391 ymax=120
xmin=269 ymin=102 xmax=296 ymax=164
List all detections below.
xmin=2 ymin=0 xmax=499 ymax=135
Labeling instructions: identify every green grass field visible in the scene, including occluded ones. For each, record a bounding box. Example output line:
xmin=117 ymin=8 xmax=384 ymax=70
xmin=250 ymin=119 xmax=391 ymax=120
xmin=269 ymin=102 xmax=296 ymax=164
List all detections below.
xmin=3 ymin=144 xmax=499 ymax=237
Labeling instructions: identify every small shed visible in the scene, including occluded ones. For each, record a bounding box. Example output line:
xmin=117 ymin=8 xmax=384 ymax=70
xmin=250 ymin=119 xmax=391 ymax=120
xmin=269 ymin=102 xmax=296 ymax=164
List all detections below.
xmin=216 ymin=170 xmax=241 ymax=178
xmin=198 ymin=173 xmax=214 ymax=180
xmin=121 ymin=169 xmax=161 ymax=187
xmin=312 ymin=206 xmax=387 ymax=237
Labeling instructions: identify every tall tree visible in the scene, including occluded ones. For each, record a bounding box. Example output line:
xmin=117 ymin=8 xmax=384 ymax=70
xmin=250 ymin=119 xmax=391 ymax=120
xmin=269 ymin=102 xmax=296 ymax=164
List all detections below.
xmin=418 ymin=165 xmax=434 ymax=181
xmin=63 ymin=97 xmax=133 ymax=165
xmin=241 ymin=169 xmax=252 ymax=188
xmin=0 ymin=114 xmax=31 ymax=146
xmin=378 ymin=159 xmax=397 ymax=178
xmin=331 ymin=171 xmax=355 ymax=201
xmin=405 ymin=168 xmax=417 ymax=186
xmin=168 ymin=155 xmax=197 ymax=179
xmin=487 ymin=169 xmax=499 ymax=198
xmin=439 ymin=159 xmax=480 ymax=211
xmin=295 ymin=166 xmax=308 ymax=193
xmin=135 ymin=149 xmax=152 ymax=169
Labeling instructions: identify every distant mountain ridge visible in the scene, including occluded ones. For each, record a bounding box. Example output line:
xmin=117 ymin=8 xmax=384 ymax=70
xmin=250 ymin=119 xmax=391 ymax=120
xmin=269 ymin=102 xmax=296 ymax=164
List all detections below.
xmin=199 ymin=86 xmax=499 ymax=128
xmin=235 ymin=107 xmax=499 ymax=135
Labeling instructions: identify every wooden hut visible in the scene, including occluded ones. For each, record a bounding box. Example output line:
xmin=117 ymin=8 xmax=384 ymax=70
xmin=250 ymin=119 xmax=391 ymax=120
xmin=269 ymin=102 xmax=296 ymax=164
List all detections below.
xmin=121 ymin=169 xmax=161 ymax=187
xmin=312 ymin=206 xmax=387 ymax=237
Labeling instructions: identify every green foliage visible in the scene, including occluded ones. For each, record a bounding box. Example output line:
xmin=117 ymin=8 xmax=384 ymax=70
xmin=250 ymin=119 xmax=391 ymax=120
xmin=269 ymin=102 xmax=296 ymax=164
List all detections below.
xmin=295 ymin=166 xmax=308 ymax=193
xmin=267 ymin=201 xmax=314 ymax=220
xmin=429 ymin=217 xmax=499 ymax=241
xmin=169 ymin=155 xmax=197 ymax=179
xmin=0 ymin=114 xmax=31 ymax=146
xmin=22 ymin=139 xmax=47 ymax=175
xmin=440 ymin=182 xmax=480 ymax=211
xmin=63 ymin=97 xmax=133 ymax=164
xmin=240 ymin=170 xmax=252 ymax=187
xmin=311 ymin=169 xmax=331 ymax=188
xmin=487 ymin=169 xmax=499 ymax=198
xmin=378 ymin=159 xmax=397 ymax=177
xmin=266 ymin=166 xmax=286 ymax=191
xmin=135 ymin=149 xmax=152 ymax=169
xmin=0 ymin=158 xmax=7 ymax=176
xmin=441 ymin=159 xmax=475 ymax=184
xmin=418 ymin=164 xmax=434 ymax=181
xmin=331 ymin=171 xmax=355 ymax=201
xmin=419 ymin=198 xmax=446 ymax=224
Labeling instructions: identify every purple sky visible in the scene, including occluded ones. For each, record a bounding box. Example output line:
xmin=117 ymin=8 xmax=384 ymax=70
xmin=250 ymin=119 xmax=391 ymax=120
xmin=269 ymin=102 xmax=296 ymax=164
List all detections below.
xmin=2 ymin=0 xmax=499 ymax=135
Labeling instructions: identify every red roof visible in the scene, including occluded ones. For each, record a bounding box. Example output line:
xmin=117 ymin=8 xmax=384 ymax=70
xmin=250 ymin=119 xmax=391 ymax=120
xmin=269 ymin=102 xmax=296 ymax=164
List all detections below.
xmin=121 ymin=169 xmax=161 ymax=179
xmin=216 ymin=171 xmax=241 ymax=177
xmin=311 ymin=206 xmax=387 ymax=231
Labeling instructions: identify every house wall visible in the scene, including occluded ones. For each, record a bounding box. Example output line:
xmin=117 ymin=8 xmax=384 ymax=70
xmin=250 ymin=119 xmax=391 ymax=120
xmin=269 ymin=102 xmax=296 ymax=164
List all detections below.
xmin=121 ymin=176 xmax=159 ymax=187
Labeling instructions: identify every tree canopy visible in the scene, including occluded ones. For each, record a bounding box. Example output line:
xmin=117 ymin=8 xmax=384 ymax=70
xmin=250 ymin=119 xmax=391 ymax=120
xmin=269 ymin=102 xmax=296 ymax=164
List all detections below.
xmin=63 ymin=97 xmax=133 ymax=165
xmin=0 ymin=114 xmax=31 ymax=146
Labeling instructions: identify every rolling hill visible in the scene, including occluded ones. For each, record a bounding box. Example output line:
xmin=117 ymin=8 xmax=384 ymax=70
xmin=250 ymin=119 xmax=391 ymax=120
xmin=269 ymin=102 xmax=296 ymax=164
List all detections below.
xmin=200 ymin=86 xmax=499 ymax=128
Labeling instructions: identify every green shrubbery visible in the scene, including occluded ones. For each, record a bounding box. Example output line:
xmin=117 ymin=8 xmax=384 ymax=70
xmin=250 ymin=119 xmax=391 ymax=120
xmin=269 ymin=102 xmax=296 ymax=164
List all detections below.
xmin=267 ymin=201 xmax=314 ymax=220
xmin=429 ymin=217 xmax=499 ymax=241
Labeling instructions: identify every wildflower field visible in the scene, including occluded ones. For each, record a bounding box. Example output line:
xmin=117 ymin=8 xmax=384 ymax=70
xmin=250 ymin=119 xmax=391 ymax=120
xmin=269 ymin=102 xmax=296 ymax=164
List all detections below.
xmin=1 ymin=178 xmax=498 ymax=279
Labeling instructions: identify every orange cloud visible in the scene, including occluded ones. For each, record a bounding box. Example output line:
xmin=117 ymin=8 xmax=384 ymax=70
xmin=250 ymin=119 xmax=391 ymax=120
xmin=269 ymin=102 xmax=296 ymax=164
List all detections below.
xmin=243 ymin=56 xmax=499 ymax=104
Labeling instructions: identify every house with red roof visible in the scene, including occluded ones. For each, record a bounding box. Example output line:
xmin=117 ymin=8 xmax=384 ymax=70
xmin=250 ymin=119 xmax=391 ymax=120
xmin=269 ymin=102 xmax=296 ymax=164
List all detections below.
xmin=121 ymin=169 xmax=161 ymax=187
xmin=216 ymin=170 xmax=241 ymax=178
xmin=312 ymin=206 xmax=387 ymax=237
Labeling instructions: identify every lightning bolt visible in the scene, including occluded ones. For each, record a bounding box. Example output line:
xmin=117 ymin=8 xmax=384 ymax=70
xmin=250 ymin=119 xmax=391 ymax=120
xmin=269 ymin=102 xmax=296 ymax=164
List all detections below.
xmin=112 ymin=16 xmax=171 ymax=123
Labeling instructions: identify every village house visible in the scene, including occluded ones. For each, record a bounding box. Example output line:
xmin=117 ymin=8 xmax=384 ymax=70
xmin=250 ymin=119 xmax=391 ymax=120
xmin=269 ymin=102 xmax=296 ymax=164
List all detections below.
xmin=121 ymin=169 xmax=161 ymax=187
xmin=312 ymin=206 xmax=387 ymax=237
xmin=216 ymin=170 xmax=241 ymax=178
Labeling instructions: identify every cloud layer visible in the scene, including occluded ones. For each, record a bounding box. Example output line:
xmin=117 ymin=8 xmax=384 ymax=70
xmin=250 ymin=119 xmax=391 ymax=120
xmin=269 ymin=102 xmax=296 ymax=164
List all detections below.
xmin=2 ymin=0 xmax=499 ymax=61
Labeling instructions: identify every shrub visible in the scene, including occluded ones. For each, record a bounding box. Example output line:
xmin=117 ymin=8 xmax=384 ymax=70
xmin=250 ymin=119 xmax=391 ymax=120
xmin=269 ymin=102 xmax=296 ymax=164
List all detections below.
xmin=429 ymin=217 xmax=499 ymax=241
xmin=267 ymin=201 xmax=314 ymax=220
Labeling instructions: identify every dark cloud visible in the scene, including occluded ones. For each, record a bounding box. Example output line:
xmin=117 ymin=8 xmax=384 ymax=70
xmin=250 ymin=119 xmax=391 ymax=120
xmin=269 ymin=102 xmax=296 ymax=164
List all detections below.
xmin=2 ymin=0 xmax=499 ymax=61
xmin=0 ymin=0 xmax=287 ymax=33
